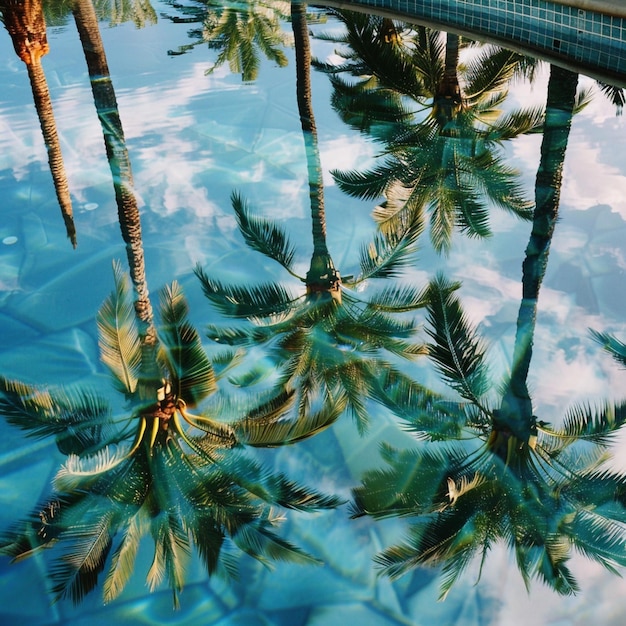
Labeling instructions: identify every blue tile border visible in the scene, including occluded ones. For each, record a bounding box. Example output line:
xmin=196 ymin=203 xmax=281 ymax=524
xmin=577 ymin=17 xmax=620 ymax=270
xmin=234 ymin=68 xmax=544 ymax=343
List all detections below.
xmin=319 ymin=1 xmax=626 ymax=85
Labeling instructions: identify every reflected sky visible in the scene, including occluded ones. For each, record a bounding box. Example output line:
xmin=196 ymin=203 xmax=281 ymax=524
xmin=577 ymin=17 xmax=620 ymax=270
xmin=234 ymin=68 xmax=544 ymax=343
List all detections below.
xmin=1 ymin=1 xmax=626 ymax=624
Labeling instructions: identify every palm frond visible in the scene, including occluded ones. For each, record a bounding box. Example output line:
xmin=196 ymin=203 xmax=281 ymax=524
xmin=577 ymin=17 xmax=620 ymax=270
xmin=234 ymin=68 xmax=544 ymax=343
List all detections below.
xmin=595 ymin=81 xmax=624 ymax=115
xmin=231 ymin=191 xmax=297 ymax=272
xmin=553 ymin=401 xmax=626 ymax=446
xmin=351 ymin=443 xmax=466 ymax=519
xmin=236 ymin=386 xmax=346 ymax=446
xmin=97 ymin=261 xmax=142 ymax=395
xmin=360 ymin=283 xmax=429 ymax=313
xmin=371 ymin=367 xmax=472 ymax=440
xmin=147 ymin=509 xmax=191 ymax=608
xmin=0 ymin=493 xmax=86 ymax=561
xmin=50 ymin=509 xmax=115 ymax=605
xmin=425 ymin=275 xmax=491 ymax=404
xmin=560 ymin=469 xmax=626 ymax=515
xmin=188 ymin=511 xmax=226 ymax=576
xmin=195 ymin=265 xmax=298 ymax=319
xmin=567 ymin=509 xmax=626 ymax=572
xmin=463 ymin=47 xmax=520 ymax=103
xmin=158 ymin=280 xmax=216 ymax=405
xmin=54 ymin=446 xmax=133 ymax=492
xmin=102 ymin=508 xmax=146 ymax=604
xmin=488 ymin=105 xmax=545 ymax=138
xmin=590 ymin=329 xmax=626 ymax=368
xmin=211 ymin=451 xmax=343 ymax=512
xmin=232 ymin=516 xmax=321 ymax=567
xmin=331 ymin=161 xmax=401 ymax=201
xmin=354 ymin=211 xmax=423 ymax=282
xmin=0 ymin=379 xmax=112 ymax=454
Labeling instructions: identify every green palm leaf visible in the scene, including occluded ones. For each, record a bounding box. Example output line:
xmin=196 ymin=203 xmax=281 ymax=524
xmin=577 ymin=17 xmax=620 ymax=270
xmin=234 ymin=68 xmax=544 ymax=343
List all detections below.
xmin=360 ymin=283 xmax=429 ymax=313
xmin=332 ymin=161 xmax=402 ymax=201
xmin=54 ymin=447 xmax=133 ymax=492
xmin=463 ymin=47 xmax=519 ymax=105
xmin=50 ymin=508 xmax=116 ymax=605
xmin=195 ymin=266 xmax=298 ymax=319
xmin=233 ymin=515 xmax=321 ymax=567
xmin=158 ymin=280 xmax=216 ymax=405
xmin=489 ymin=105 xmax=545 ymax=139
xmin=426 ymin=275 xmax=491 ymax=404
xmin=354 ymin=211 xmax=423 ymax=281
xmin=551 ymin=401 xmax=626 ymax=446
xmin=235 ymin=387 xmax=346 ymax=446
xmin=0 ymin=379 xmax=112 ymax=454
xmin=231 ymin=191 xmax=297 ymax=272
xmin=351 ymin=443 xmax=466 ymax=519
xmin=373 ymin=367 xmax=472 ymax=440
xmin=590 ymin=329 xmax=626 ymax=368
xmin=97 ymin=260 xmax=142 ymax=395
xmin=188 ymin=511 xmax=227 ymax=576
xmin=566 ymin=509 xmax=626 ymax=572
xmin=211 ymin=450 xmax=343 ymax=512
xmin=102 ymin=508 xmax=146 ymax=604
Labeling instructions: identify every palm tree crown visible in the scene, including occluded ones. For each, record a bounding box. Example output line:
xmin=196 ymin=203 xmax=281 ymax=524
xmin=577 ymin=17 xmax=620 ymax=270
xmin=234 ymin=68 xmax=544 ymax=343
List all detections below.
xmin=195 ymin=3 xmax=429 ymax=434
xmin=163 ymin=0 xmax=292 ymax=81
xmin=315 ymin=12 xmax=542 ymax=252
xmin=0 ymin=264 xmax=341 ymax=607
xmin=353 ymin=274 xmax=626 ymax=597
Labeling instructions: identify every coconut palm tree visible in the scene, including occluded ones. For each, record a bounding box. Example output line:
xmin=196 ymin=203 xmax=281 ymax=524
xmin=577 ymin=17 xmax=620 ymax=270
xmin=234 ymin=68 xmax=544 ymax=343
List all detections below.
xmin=195 ymin=2 xmax=428 ymax=433
xmin=0 ymin=3 xmax=341 ymax=606
xmin=315 ymin=11 xmax=543 ymax=252
xmin=352 ymin=274 xmax=626 ymax=598
xmin=73 ymin=0 xmax=154 ymax=342
xmin=0 ymin=0 xmax=76 ymax=246
xmin=163 ymin=0 xmax=291 ymax=81
xmin=93 ymin=0 xmax=157 ymax=28
xmin=0 ymin=263 xmax=340 ymax=607
xmin=351 ymin=65 xmax=626 ymax=597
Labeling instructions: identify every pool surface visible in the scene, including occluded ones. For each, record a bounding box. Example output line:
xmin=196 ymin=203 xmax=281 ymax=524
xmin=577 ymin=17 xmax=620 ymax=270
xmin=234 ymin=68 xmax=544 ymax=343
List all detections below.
xmin=1 ymin=1 xmax=626 ymax=624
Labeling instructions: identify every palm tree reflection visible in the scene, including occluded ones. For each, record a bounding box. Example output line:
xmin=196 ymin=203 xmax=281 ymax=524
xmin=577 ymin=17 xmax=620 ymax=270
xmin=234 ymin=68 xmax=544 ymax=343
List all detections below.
xmin=352 ymin=65 xmax=626 ymax=598
xmin=163 ymin=0 xmax=291 ymax=81
xmin=317 ymin=12 xmax=541 ymax=253
xmin=195 ymin=2 xmax=429 ymax=434
xmin=0 ymin=0 xmax=341 ymax=607
xmin=0 ymin=263 xmax=340 ymax=607
xmin=0 ymin=0 xmax=77 ymax=246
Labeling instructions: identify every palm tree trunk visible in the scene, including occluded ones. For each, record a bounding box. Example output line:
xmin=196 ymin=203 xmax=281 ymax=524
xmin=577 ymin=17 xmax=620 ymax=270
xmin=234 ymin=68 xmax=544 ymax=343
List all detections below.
xmin=1 ymin=0 xmax=77 ymax=247
xmin=72 ymin=0 xmax=156 ymax=347
xmin=434 ymin=32 xmax=462 ymax=128
xmin=500 ymin=65 xmax=579 ymax=440
xmin=291 ymin=1 xmax=340 ymax=297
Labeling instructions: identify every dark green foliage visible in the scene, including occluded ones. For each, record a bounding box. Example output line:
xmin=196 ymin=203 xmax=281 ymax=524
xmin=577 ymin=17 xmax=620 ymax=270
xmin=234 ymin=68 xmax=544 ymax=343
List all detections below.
xmin=353 ymin=275 xmax=626 ymax=597
xmin=317 ymin=12 xmax=539 ymax=252
xmin=0 ymin=266 xmax=341 ymax=607
xmin=196 ymin=193 xmax=427 ymax=435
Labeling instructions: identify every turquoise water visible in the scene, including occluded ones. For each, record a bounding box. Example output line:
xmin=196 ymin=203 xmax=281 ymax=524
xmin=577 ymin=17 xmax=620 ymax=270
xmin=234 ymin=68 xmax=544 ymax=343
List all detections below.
xmin=1 ymin=2 xmax=626 ymax=624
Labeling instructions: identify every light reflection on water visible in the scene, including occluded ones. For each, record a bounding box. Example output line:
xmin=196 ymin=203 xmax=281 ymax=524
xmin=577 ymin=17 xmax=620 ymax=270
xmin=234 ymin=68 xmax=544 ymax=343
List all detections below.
xmin=1 ymin=1 xmax=626 ymax=624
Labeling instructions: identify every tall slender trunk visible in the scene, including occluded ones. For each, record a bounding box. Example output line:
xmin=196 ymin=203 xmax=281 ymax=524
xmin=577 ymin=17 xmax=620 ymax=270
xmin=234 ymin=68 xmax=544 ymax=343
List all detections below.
xmin=499 ymin=65 xmax=579 ymax=441
xmin=291 ymin=2 xmax=339 ymax=297
xmin=1 ymin=0 xmax=76 ymax=247
xmin=434 ymin=32 xmax=462 ymax=128
xmin=72 ymin=0 xmax=155 ymax=348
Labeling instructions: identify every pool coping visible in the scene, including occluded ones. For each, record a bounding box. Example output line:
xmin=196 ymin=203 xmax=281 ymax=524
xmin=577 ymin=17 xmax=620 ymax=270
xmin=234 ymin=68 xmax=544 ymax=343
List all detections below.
xmin=551 ymin=1 xmax=626 ymax=19
xmin=316 ymin=1 xmax=626 ymax=87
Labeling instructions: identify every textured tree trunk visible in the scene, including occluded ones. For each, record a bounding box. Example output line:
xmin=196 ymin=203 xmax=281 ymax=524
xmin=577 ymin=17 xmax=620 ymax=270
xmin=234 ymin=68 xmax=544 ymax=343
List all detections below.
xmin=434 ymin=32 xmax=462 ymax=128
xmin=500 ymin=65 xmax=579 ymax=442
xmin=291 ymin=1 xmax=340 ymax=298
xmin=1 ymin=0 xmax=77 ymax=247
xmin=72 ymin=0 xmax=156 ymax=347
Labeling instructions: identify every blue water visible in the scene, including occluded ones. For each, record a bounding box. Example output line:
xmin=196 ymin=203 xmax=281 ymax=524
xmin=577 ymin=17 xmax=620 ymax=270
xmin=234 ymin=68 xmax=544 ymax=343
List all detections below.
xmin=1 ymin=2 xmax=626 ymax=624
